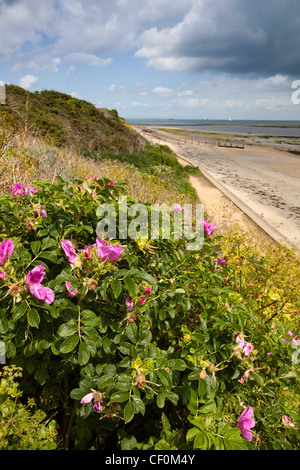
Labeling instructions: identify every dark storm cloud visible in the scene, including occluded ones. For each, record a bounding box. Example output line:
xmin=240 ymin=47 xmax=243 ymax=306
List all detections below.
xmin=136 ymin=0 xmax=300 ymax=77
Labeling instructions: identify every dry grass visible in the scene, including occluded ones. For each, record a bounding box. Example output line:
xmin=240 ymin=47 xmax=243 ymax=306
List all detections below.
xmin=0 ymin=133 xmax=190 ymax=206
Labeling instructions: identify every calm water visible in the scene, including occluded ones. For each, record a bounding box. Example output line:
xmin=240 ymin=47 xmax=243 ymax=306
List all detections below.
xmin=127 ymin=119 xmax=300 ymax=137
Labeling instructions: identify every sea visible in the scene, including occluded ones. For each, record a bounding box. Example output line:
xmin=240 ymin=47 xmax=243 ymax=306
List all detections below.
xmin=126 ymin=119 xmax=300 ymax=137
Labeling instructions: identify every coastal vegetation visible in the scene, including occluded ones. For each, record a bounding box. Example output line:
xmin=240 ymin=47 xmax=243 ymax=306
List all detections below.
xmin=0 ymin=86 xmax=299 ymax=450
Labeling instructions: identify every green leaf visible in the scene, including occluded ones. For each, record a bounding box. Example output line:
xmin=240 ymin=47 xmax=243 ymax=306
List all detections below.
xmin=198 ymin=401 xmax=217 ymax=414
xmin=156 ymin=392 xmax=166 ymax=408
xmin=223 ymin=428 xmax=248 ymax=450
xmin=126 ymin=323 xmax=139 ymax=344
xmin=27 ymin=309 xmax=40 ymax=328
xmin=78 ymin=341 xmax=90 ymax=365
xmin=157 ymin=369 xmax=173 ymax=387
xmin=60 ymin=334 xmax=79 ymax=354
xmin=12 ymin=302 xmax=28 ymax=321
xmin=124 ymin=401 xmax=135 ymax=424
xmin=198 ymin=377 xmax=208 ymax=396
xmin=110 ymin=391 xmax=130 ymax=403
xmin=131 ymin=396 xmax=145 ymax=415
xmin=134 ymin=272 xmax=157 ymax=286
xmin=11 ymin=203 xmax=21 ymax=217
xmin=81 ymin=310 xmax=100 ymax=327
xmin=41 ymin=237 xmax=57 ymax=251
xmin=167 ymin=359 xmax=186 ymax=370
xmin=31 ymin=240 xmax=41 ymax=256
xmin=55 ymin=272 xmax=79 ymax=285
xmin=97 ymin=375 xmax=115 ymax=389
xmin=120 ymin=435 xmax=137 ymax=451
xmin=39 ymin=251 xmax=58 ymax=262
xmin=34 ymin=367 xmax=49 ymax=385
xmin=155 ymin=439 xmax=172 ymax=450
xmin=58 ymin=321 xmax=78 ymax=338
xmin=194 ymin=431 xmax=208 ymax=449
xmin=70 ymin=388 xmax=85 ymax=400
xmin=111 ymin=279 xmax=122 ymax=298
xmin=186 ymin=428 xmax=201 ymax=442
xmin=124 ymin=277 xmax=136 ymax=297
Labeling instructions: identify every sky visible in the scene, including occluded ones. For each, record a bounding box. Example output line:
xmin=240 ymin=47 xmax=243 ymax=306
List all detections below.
xmin=0 ymin=0 xmax=300 ymax=120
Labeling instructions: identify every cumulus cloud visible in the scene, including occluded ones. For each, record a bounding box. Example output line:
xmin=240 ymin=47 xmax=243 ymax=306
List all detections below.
xmin=65 ymin=53 xmax=112 ymax=67
xmin=19 ymin=74 xmax=38 ymax=89
xmin=1 ymin=0 xmax=299 ymax=80
xmin=135 ymin=0 xmax=300 ymax=76
xmin=151 ymin=86 xmax=173 ymax=97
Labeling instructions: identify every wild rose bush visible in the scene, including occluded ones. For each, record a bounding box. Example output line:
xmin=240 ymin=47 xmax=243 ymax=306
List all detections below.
xmin=0 ymin=177 xmax=299 ymax=450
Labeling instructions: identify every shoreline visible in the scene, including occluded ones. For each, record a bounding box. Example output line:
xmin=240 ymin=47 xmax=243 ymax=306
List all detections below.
xmin=134 ymin=125 xmax=300 ymax=254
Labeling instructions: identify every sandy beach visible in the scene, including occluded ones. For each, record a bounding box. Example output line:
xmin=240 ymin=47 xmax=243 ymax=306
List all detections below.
xmin=134 ymin=126 xmax=300 ymax=253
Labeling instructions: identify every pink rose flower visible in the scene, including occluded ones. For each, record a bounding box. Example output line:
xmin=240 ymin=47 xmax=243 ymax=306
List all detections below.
xmin=282 ymin=415 xmax=295 ymax=427
xmin=80 ymin=392 xmax=94 ymax=404
xmin=65 ymin=281 xmax=78 ymax=297
xmin=61 ymin=240 xmax=77 ymax=263
xmin=0 ymin=239 xmax=14 ymax=265
xmin=0 ymin=270 xmax=7 ymax=279
xmin=25 ymin=264 xmax=54 ymax=304
xmin=201 ymin=220 xmax=217 ymax=236
xmin=126 ymin=296 xmax=134 ymax=310
xmin=96 ymin=239 xmax=123 ymax=262
xmin=25 ymin=264 xmax=46 ymax=285
xmin=28 ymin=283 xmax=55 ymax=304
xmin=80 ymin=391 xmax=103 ymax=413
xmin=237 ymin=406 xmax=255 ymax=442
xmin=9 ymin=184 xmax=35 ymax=196
xmin=9 ymin=183 xmax=25 ymax=195
xmin=145 ymin=288 xmax=152 ymax=294
xmin=173 ymin=203 xmax=184 ymax=212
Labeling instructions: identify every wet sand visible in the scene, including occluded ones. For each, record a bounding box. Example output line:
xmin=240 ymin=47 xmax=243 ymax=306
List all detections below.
xmin=134 ymin=126 xmax=300 ymax=253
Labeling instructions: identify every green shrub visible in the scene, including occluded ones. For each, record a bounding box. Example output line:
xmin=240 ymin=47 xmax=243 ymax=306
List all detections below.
xmin=0 ymin=177 xmax=298 ymax=450
xmin=0 ymin=365 xmax=58 ymax=449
